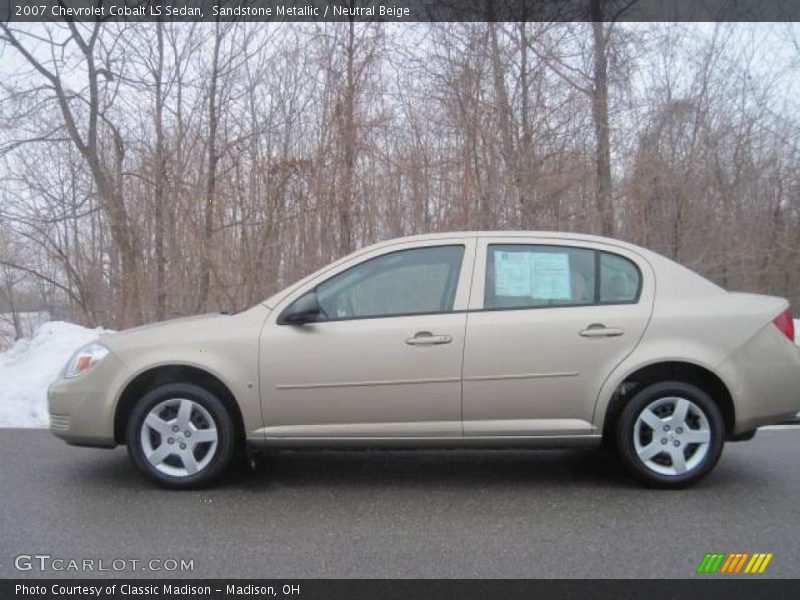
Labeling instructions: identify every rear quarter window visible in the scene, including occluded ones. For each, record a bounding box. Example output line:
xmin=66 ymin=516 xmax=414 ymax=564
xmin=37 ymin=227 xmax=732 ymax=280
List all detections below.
xmin=599 ymin=252 xmax=641 ymax=304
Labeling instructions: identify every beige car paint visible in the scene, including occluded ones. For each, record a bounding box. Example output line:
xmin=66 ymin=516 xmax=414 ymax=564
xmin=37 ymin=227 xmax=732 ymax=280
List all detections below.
xmin=47 ymin=231 xmax=800 ymax=450
xmin=590 ymin=255 xmax=792 ymax=435
xmin=48 ymin=351 xmax=131 ymax=447
xmin=258 ymin=237 xmax=476 ymax=439
xmin=461 ymin=236 xmax=654 ymax=439
xmin=49 ymin=306 xmax=270 ymax=445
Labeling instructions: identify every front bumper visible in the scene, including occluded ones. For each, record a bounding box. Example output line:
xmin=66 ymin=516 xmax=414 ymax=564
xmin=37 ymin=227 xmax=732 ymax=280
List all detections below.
xmin=47 ymin=352 xmax=128 ymax=448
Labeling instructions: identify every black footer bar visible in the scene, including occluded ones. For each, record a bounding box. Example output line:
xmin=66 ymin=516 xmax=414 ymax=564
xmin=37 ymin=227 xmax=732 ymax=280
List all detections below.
xmin=1 ymin=579 xmax=796 ymax=600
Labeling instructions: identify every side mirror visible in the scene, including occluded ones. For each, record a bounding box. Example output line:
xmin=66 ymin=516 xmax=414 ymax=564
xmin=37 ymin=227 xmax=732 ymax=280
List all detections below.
xmin=280 ymin=292 xmax=322 ymax=325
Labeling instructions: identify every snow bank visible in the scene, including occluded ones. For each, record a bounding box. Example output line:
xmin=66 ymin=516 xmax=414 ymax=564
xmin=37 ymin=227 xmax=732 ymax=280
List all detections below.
xmin=796 ymin=319 xmax=799 ymax=345
xmin=0 ymin=321 xmax=109 ymax=427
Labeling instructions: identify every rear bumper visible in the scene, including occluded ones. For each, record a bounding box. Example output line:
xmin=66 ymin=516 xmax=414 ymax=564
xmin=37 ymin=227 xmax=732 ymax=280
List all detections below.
xmin=717 ymin=324 xmax=800 ymax=434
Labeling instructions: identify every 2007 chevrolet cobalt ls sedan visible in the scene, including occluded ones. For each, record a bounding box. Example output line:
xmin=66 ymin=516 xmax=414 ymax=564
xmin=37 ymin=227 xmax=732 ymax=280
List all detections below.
xmin=48 ymin=232 xmax=800 ymax=488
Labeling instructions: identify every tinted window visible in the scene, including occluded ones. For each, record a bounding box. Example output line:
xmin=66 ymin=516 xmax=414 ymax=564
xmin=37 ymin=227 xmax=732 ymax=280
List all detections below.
xmin=485 ymin=245 xmax=595 ymax=309
xmin=314 ymin=246 xmax=464 ymax=320
xmin=600 ymin=252 xmax=640 ymax=303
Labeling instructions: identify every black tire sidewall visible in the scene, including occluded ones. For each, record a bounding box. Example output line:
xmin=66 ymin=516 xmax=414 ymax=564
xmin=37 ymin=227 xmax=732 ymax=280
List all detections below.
xmin=126 ymin=382 xmax=236 ymax=489
xmin=616 ymin=381 xmax=725 ymax=488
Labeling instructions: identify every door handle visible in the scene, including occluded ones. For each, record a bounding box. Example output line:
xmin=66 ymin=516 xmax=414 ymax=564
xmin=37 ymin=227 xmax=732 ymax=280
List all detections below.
xmin=405 ymin=331 xmax=453 ymax=346
xmin=579 ymin=323 xmax=624 ymax=338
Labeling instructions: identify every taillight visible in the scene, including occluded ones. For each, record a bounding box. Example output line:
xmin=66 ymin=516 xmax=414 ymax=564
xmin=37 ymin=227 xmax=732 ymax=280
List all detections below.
xmin=773 ymin=308 xmax=795 ymax=342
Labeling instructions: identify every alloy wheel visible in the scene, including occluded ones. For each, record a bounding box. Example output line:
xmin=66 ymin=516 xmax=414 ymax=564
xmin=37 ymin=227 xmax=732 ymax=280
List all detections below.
xmin=139 ymin=398 xmax=219 ymax=477
xmin=632 ymin=396 xmax=712 ymax=476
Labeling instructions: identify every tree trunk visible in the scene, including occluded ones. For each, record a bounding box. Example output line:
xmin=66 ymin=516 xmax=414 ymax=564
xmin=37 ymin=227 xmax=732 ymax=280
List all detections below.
xmin=198 ymin=23 xmax=222 ymax=311
xmin=153 ymin=21 xmax=167 ymax=321
xmin=591 ymin=4 xmax=614 ymax=237
xmin=339 ymin=19 xmax=357 ymax=256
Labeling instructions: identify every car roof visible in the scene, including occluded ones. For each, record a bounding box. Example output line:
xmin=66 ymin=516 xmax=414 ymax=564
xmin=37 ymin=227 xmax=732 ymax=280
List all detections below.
xmin=365 ymin=230 xmax=646 ymax=253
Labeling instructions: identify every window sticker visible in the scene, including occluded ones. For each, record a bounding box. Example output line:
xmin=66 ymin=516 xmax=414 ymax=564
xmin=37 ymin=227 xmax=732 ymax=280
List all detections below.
xmin=494 ymin=249 xmax=572 ymax=300
xmin=494 ymin=251 xmax=532 ymax=296
xmin=530 ymin=252 xmax=571 ymax=300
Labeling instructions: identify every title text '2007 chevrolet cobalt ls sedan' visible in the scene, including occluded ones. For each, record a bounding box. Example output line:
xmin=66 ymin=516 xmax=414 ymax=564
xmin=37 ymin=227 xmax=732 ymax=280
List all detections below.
xmin=48 ymin=232 xmax=800 ymax=488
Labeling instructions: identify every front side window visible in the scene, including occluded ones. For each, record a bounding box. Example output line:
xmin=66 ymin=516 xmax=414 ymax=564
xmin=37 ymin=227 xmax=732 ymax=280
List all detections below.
xmin=314 ymin=245 xmax=464 ymax=320
xmin=486 ymin=245 xmax=595 ymax=309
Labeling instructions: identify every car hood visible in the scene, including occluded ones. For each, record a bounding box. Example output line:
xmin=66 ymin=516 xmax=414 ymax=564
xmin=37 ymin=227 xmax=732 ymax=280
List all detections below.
xmin=102 ymin=313 xmax=228 ymax=341
xmin=97 ymin=304 xmax=270 ymax=351
xmin=98 ymin=305 xmax=271 ymax=361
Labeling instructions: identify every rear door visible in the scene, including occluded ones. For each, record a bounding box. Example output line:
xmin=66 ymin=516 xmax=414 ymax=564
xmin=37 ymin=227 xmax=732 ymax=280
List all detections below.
xmin=462 ymin=236 xmax=654 ymax=437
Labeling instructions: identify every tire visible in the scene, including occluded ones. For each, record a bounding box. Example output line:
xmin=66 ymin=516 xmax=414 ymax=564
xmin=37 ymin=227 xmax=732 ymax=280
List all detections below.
xmin=126 ymin=383 xmax=237 ymax=489
xmin=615 ymin=381 xmax=725 ymax=489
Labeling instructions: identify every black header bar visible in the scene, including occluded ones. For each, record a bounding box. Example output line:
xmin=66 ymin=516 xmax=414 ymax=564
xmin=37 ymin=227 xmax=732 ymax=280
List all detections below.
xmin=2 ymin=0 xmax=800 ymax=23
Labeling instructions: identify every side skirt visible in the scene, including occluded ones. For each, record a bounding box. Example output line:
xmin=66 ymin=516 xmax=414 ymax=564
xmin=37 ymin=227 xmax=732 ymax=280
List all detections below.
xmin=247 ymin=434 xmax=602 ymax=450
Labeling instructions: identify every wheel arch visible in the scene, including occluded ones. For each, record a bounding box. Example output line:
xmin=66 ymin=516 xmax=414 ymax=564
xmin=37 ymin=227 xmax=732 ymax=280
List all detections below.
xmin=600 ymin=360 xmax=736 ymax=441
xmin=113 ymin=364 xmax=245 ymax=445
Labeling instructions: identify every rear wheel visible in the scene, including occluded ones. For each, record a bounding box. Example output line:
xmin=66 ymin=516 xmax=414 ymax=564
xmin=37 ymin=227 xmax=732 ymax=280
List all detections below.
xmin=615 ymin=381 xmax=724 ymax=488
xmin=126 ymin=383 xmax=237 ymax=489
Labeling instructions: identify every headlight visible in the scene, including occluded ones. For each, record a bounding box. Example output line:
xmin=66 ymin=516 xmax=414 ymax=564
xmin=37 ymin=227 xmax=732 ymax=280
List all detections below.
xmin=64 ymin=343 xmax=110 ymax=379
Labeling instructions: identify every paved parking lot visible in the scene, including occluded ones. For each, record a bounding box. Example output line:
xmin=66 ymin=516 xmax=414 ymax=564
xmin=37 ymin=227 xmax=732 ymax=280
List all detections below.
xmin=1 ymin=428 xmax=798 ymax=578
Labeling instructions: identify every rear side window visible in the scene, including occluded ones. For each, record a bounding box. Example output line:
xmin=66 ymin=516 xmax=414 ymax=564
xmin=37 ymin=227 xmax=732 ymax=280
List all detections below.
xmin=485 ymin=244 xmax=641 ymax=310
xmin=599 ymin=252 xmax=640 ymax=303
xmin=485 ymin=245 xmax=595 ymax=309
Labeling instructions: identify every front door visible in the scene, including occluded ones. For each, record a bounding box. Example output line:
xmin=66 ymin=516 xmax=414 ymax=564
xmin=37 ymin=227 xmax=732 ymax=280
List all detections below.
xmin=462 ymin=237 xmax=654 ymax=437
xmin=259 ymin=240 xmax=475 ymax=439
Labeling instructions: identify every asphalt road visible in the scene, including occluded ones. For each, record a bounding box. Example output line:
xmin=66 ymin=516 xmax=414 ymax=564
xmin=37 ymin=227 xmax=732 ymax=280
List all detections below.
xmin=1 ymin=428 xmax=799 ymax=579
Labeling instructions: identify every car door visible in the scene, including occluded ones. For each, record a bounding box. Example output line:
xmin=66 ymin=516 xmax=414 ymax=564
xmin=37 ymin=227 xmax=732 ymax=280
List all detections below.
xmin=462 ymin=236 xmax=654 ymax=437
xmin=259 ymin=238 xmax=476 ymax=439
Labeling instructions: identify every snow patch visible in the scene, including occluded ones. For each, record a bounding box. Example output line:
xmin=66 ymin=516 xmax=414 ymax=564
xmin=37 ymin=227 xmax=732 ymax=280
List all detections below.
xmin=0 ymin=321 xmax=110 ymax=428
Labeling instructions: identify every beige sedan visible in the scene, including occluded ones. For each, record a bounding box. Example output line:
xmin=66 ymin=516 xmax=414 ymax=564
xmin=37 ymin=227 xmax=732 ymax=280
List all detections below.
xmin=48 ymin=232 xmax=800 ymax=488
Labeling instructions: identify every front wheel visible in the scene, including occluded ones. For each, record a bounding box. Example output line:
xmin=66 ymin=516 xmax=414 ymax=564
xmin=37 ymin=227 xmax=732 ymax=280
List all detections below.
xmin=126 ymin=383 xmax=237 ymax=489
xmin=615 ymin=381 xmax=725 ymax=489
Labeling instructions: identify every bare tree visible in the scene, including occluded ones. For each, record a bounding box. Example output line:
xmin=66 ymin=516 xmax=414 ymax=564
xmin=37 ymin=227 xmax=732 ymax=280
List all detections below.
xmin=0 ymin=22 xmax=141 ymax=327
xmin=2 ymin=21 xmax=799 ymax=331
